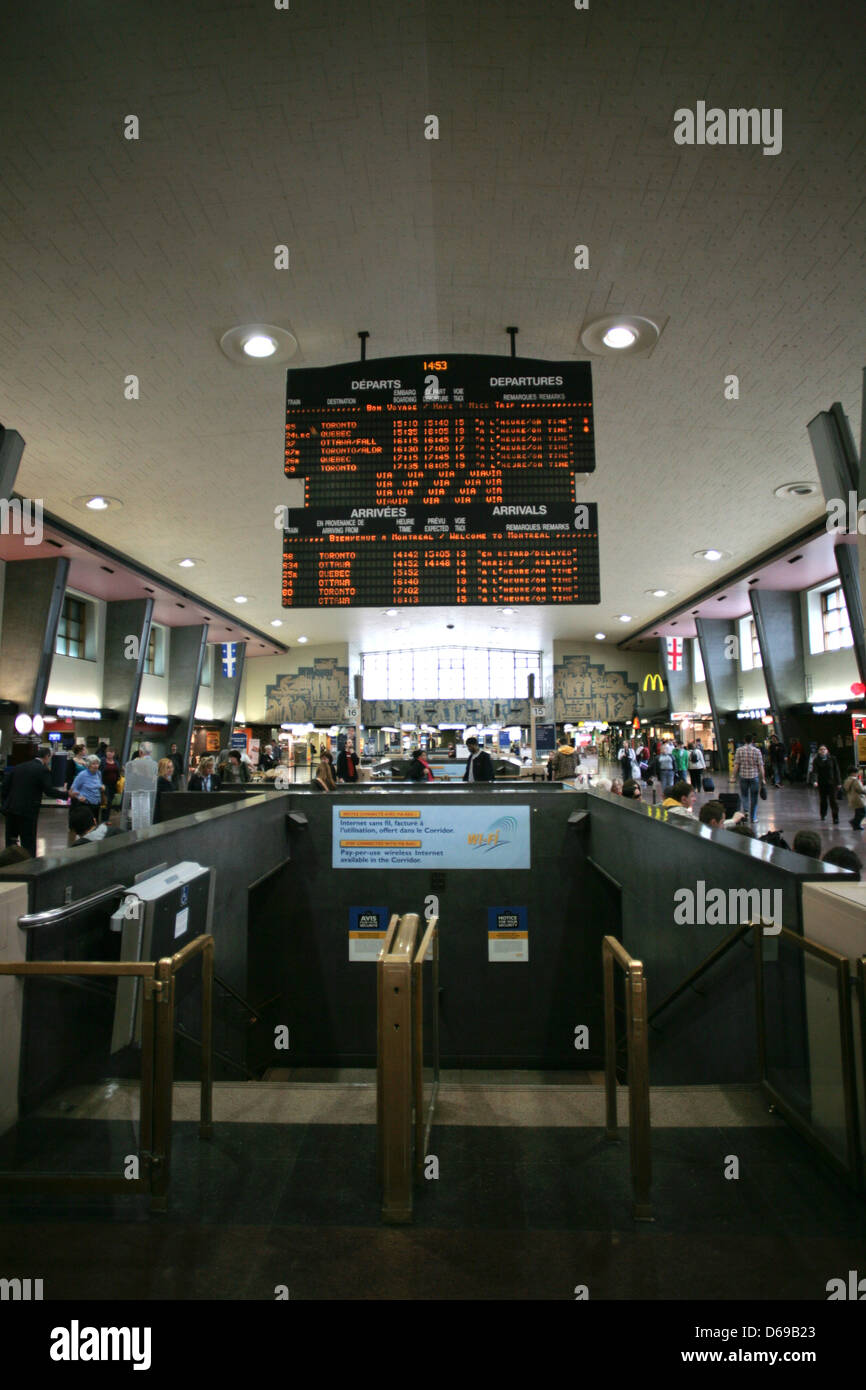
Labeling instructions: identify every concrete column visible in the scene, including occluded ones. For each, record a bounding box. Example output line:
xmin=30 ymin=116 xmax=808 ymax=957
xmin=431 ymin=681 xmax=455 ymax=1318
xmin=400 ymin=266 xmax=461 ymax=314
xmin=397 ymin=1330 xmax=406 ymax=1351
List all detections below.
xmin=0 ymin=556 xmax=70 ymax=750
xmin=102 ymin=599 xmax=154 ymax=763
xmin=169 ymin=624 xmax=209 ymax=775
xmin=211 ymin=641 xmax=247 ymax=745
xmin=749 ymin=590 xmax=807 ymax=740
xmin=657 ymin=635 xmax=690 ymax=713
xmin=0 ymin=427 xmax=25 ymax=501
xmin=808 ymin=396 xmax=865 ymax=685
xmin=695 ymin=617 xmax=739 ymax=770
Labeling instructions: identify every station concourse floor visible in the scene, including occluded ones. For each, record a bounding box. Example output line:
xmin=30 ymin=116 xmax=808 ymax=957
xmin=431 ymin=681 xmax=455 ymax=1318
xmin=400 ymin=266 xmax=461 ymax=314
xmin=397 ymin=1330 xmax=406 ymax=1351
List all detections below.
xmin=0 ymin=1074 xmax=864 ymax=1301
xmin=27 ymin=767 xmax=866 ymax=862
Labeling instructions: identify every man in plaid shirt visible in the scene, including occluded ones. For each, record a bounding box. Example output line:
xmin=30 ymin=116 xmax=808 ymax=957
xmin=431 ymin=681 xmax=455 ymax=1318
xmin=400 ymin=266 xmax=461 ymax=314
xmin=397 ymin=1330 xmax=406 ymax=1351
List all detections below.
xmin=732 ymin=733 xmax=766 ymax=823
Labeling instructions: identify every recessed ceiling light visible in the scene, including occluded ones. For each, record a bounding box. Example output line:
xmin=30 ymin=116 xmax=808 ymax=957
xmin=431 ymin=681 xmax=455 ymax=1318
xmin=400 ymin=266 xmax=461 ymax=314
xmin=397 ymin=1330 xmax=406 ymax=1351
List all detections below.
xmin=579 ymin=313 xmax=663 ymax=357
xmin=617 ymin=614 xmax=632 ymax=623
xmin=297 ymin=635 xmax=308 ymax=643
xmin=270 ymin=619 xmax=283 ymax=627
xmin=774 ymin=481 xmax=818 ymax=499
xmin=501 ymin=607 xmax=515 ymax=615
xmin=242 ymin=334 xmax=278 ymax=358
xmin=234 ymin=595 xmax=249 ymax=604
xmin=75 ymin=494 xmax=123 ymax=512
xmin=694 ymin=548 xmax=730 ymax=562
xmin=603 ymin=326 xmax=636 ymax=349
xmin=219 ymin=323 xmax=298 ymax=365
xmin=646 ymin=588 xmax=669 ymax=598
xmin=594 ymin=632 xmax=606 ymax=640
xmin=384 ymin=609 xmax=398 ymax=617
xmin=172 ymin=557 xmax=203 ymax=569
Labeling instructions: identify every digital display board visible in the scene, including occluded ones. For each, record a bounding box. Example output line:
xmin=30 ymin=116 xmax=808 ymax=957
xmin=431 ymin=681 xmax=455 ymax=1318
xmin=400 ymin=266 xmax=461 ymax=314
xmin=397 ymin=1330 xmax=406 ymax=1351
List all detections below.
xmin=282 ymin=354 xmax=599 ymax=608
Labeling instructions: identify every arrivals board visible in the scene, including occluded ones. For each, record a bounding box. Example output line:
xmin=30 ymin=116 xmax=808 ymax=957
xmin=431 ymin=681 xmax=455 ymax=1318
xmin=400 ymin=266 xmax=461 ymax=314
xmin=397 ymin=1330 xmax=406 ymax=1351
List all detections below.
xmin=282 ymin=354 xmax=599 ymax=607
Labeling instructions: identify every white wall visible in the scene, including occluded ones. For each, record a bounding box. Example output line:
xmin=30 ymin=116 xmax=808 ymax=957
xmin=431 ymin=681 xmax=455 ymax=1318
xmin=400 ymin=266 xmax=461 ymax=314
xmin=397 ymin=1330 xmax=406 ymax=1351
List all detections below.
xmin=801 ymin=590 xmax=859 ymax=700
xmin=45 ymin=591 xmax=106 ymax=706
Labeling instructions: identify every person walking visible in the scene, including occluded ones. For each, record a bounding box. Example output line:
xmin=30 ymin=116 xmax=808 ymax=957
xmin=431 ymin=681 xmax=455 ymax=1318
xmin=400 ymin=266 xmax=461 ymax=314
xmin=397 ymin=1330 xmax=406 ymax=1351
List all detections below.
xmin=462 ymin=736 xmax=494 ymax=782
xmin=618 ymin=740 xmax=638 ymax=784
xmin=843 ymin=769 xmax=866 ymax=830
xmin=68 ymin=754 xmax=104 ymax=845
xmin=406 ymin=748 xmax=434 ymax=782
xmin=768 ymin=735 xmax=786 ymax=788
xmin=810 ymin=744 xmax=842 ymax=826
xmin=167 ymin=742 xmax=184 ymax=786
xmin=732 ymin=733 xmax=766 ymax=824
xmin=656 ymin=744 xmax=676 ymax=792
xmin=99 ymin=746 xmax=122 ymax=823
xmin=687 ymin=741 xmax=706 ymax=791
xmin=1 ymin=747 xmax=68 ymax=856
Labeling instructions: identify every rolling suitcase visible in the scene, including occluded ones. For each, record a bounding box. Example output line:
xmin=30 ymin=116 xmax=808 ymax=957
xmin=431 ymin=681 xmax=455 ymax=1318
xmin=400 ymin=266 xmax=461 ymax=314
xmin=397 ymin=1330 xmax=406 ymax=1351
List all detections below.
xmin=718 ymin=791 xmax=741 ymax=816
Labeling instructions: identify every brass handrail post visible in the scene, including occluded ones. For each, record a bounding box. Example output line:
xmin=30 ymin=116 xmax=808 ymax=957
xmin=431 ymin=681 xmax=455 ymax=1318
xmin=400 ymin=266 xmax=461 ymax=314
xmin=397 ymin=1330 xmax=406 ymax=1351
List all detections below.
xmin=413 ymin=916 xmax=439 ymax=1176
xmin=376 ymin=914 xmax=400 ymax=1184
xmin=602 ymin=936 xmax=652 ymax=1219
xmin=626 ymin=960 xmax=652 ymax=1219
xmin=150 ymin=956 xmax=175 ymax=1213
xmin=200 ymin=938 xmax=214 ymax=1139
xmin=378 ymin=913 xmax=419 ymax=1223
xmin=603 ymin=940 xmax=618 ymax=1139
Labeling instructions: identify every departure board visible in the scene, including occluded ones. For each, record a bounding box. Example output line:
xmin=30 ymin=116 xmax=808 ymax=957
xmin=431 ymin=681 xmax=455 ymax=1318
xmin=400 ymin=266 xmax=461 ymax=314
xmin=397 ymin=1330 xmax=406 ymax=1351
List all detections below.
xmin=282 ymin=354 xmax=599 ymax=608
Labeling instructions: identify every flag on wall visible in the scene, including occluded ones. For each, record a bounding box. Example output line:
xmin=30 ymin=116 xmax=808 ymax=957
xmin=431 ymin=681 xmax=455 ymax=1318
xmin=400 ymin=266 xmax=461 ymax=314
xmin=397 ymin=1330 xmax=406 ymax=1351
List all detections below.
xmin=666 ymin=637 xmax=683 ymax=672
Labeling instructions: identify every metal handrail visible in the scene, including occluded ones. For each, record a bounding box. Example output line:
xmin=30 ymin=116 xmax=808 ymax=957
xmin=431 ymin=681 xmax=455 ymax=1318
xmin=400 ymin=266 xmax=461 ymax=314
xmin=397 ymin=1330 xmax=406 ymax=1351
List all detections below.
xmin=648 ymin=921 xmax=754 ymax=1028
xmin=602 ymin=935 xmax=652 ymax=1220
xmin=17 ymin=883 xmax=128 ymax=930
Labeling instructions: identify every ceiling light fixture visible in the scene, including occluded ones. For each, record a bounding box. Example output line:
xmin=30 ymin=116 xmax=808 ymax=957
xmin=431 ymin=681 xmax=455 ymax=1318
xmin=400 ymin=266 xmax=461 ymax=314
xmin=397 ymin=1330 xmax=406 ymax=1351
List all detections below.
xmin=774 ymin=482 xmax=818 ymax=499
xmin=173 ymin=557 xmax=202 ymax=569
xmin=384 ymin=609 xmax=398 ymax=617
xmin=297 ymin=635 xmax=308 ymax=643
xmin=270 ymin=619 xmax=283 ymax=627
xmin=242 ymin=334 xmax=278 ymax=358
xmin=594 ymin=632 xmax=606 ymax=640
xmin=579 ymin=313 xmax=664 ymax=357
xmin=617 ymin=614 xmax=632 ymax=623
xmin=694 ymin=548 xmax=730 ymax=562
xmin=75 ymin=495 xmax=123 ymax=513
xmin=646 ymin=588 xmax=669 ymax=598
xmin=603 ymin=326 xmax=636 ymax=349
xmin=234 ymin=595 xmax=249 ymax=604
xmin=219 ymin=323 xmax=298 ymax=366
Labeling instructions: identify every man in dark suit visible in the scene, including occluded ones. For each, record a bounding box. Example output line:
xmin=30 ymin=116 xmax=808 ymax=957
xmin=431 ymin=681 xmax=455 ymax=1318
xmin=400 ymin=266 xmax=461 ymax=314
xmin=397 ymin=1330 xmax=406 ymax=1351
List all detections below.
xmin=462 ymin=736 xmax=494 ymax=782
xmin=2 ymin=746 xmax=67 ymax=856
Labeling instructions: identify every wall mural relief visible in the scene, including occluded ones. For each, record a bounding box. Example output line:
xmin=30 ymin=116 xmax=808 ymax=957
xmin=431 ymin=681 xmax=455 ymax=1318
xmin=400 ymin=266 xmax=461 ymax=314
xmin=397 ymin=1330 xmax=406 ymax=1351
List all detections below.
xmin=361 ymin=698 xmax=529 ymax=728
xmin=264 ymin=658 xmax=349 ymax=723
xmin=554 ymin=654 xmax=638 ymax=722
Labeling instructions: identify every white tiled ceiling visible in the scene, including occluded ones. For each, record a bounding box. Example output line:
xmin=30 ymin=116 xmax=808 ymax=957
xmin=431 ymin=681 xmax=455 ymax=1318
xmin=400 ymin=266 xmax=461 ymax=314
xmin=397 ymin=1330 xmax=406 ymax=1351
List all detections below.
xmin=1 ymin=0 xmax=863 ymax=652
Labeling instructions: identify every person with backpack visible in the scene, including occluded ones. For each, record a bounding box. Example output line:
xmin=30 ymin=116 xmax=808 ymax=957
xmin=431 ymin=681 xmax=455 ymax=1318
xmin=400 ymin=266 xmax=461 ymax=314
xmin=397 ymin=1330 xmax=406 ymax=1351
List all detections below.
xmin=553 ymin=741 xmax=578 ymax=781
xmin=687 ymin=741 xmax=706 ymax=791
xmin=672 ymin=742 xmax=689 ymax=783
